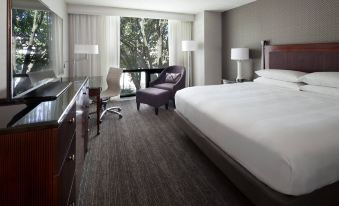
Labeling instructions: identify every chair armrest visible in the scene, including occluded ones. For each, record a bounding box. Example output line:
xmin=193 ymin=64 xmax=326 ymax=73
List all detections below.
xmin=173 ymin=73 xmax=186 ymax=91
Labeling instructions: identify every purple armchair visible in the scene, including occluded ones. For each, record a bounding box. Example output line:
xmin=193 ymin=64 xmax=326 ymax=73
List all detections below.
xmin=149 ymin=65 xmax=186 ymax=104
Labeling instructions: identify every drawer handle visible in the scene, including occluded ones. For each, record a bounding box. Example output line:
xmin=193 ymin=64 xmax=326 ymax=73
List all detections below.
xmin=68 ymin=117 xmax=75 ymax=124
xmin=68 ymin=154 xmax=75 ymax=161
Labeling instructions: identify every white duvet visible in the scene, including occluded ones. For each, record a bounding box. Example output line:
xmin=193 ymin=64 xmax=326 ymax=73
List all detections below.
xmin=175 ymin=82 xmax=339 ymax=196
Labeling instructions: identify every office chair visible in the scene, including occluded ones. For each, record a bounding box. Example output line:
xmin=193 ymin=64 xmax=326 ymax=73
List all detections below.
xmin=100 ymin=67 xmax=123 ymax=121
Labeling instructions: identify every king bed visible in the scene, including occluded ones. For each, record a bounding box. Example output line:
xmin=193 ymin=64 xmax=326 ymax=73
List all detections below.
xmin=174 ymin=43 xmax=339 ymax=206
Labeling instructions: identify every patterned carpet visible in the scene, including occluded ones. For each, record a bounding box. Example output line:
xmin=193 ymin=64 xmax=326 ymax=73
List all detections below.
xmin=78 ymin=99 xmax=252 ymax=206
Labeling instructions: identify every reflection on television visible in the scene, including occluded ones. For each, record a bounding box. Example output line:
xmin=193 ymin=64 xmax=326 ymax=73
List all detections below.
xmin=12 ymin=0 xmax=63 ymax=98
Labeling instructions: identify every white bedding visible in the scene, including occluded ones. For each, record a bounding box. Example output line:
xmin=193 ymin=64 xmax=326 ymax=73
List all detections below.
xmin=175 ymin=82 xmax=339 ymax=196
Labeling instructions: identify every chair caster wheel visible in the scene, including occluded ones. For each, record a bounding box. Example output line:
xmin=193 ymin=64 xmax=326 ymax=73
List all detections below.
xmin=118 ymin=115 xmax=122 ymax=119
xmin=117 ymin=108 xmax=122 ymax=112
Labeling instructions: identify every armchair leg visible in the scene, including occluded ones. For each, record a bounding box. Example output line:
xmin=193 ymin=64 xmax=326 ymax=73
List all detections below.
xmin=137 ymin=102 xmax=140 ymax=111
xmin=155 ymin=107 xmax=159 ymax=115
xmin=165 ymin=103 xmax=169 ymax=110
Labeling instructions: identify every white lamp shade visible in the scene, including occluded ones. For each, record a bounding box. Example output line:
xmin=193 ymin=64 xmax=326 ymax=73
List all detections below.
xmin=182 ymin=40 xmax=198 ymax=52
xmin=74 ymin=44 xmax=99 ymax=54
xmin=231 ymin=48 xmax=249 ymax=60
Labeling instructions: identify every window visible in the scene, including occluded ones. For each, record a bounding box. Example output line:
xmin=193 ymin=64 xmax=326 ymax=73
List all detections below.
xmin=120 ymin=17 xmax=169 ymax=95
xmin=120 ymin=17 xmax=169 ymax=69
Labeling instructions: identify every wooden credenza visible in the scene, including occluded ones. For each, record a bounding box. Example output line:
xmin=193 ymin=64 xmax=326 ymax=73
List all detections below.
xmin=0 ymin=78 xmax=89 ymax=206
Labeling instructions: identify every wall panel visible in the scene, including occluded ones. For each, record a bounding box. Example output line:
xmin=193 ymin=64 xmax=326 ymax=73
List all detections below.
xmin=222 ymin=0 xmax=339 ymax=79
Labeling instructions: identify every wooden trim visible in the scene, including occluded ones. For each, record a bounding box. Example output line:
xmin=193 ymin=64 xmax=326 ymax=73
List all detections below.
xmin=264 ymin=43 xmax=339 ymax=72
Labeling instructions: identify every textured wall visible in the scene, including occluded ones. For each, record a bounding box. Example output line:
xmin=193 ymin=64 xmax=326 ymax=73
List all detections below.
xmin=204 ymin=11 xmax=222 ymax=85
xmin=222 ymin=0 xmax=339 ymax=80
xmin=193 ymin=12 xmax=205 ymax=86
xmin=193 ymin=11 xmax=222 ymax=86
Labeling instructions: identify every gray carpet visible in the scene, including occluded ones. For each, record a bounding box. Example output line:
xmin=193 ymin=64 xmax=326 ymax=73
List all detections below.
xmin=78 ymin=100 xmax=252 ymax=206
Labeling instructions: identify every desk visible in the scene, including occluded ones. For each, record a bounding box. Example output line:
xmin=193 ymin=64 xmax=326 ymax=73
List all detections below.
xmin=88 ymin=76 xmax=105 ymax=135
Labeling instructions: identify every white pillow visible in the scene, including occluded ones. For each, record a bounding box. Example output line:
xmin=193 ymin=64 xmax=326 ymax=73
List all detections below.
xmin=299 ymin=72 xmax=339 ymax=88
xmin=254 ymin=77 xmax=303 ymax=90
xmin=300 ymin=85 xmax=339 ymax=96
xmin=255 ymin=69 xmax=306 ymax=83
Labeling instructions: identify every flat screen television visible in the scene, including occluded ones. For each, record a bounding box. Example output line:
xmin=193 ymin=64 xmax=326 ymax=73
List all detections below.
xmin=10 ymin=0 xmax=64 ymax=100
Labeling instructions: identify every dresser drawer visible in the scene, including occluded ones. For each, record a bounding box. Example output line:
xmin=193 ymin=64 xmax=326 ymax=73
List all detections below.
xmin=58 ymin=104 xmax=76 ymax=171
xmin=59 ymin=137 xmax=76 ymax=206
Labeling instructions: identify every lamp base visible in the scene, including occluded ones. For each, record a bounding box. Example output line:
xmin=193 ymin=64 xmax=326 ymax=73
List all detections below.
xmin=236 ymin=61 xmax=244 ymax=82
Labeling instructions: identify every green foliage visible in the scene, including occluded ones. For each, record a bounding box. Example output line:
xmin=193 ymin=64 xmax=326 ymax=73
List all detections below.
xmin=120 ymin=17 xmax=169 ymax=89
xmin=12 ymin=9 xmax=50 ymax=74
xmin=120 ymin=17 xmax=169 ymax=69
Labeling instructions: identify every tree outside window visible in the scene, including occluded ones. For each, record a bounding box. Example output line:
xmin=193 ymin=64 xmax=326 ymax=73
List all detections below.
xmin=120 ymin=17 xmax=169 ymax=95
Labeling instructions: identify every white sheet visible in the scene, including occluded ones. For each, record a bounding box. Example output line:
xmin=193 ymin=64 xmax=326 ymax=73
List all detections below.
xmin=175 ymin=82 xmax=339 ymax=196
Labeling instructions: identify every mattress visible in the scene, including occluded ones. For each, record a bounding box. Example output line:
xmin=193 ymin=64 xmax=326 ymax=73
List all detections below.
xmin=175 ymin=82 xmax=339 ymax=196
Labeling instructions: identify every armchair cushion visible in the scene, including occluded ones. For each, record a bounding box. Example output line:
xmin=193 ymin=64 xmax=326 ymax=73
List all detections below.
xmin=153 ymin=83 xmax=175 ymax=91
xmin=165 ymin=73 xmax=181 ymax=83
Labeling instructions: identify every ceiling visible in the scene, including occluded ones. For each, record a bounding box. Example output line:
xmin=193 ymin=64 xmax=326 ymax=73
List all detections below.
xmin=65 ymin=0 xmax=256 ymax=14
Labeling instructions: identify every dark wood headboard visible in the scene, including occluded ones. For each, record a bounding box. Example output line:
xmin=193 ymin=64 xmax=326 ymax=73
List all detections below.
xmin=264 ymin=43 xmax=339 ymax=72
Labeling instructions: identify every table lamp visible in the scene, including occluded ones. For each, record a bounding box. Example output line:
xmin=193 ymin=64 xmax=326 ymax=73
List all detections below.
xmin=231 ymin=48 xmax=249 ymax=82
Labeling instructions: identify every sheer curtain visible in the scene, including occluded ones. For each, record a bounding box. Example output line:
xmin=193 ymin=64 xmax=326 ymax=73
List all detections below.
xmin=168 ymin=20 xmax=192 ymax=86
xmin=50 ymin=13 xmax=63 ymax=76
xmin=68 ymin=14 xmax=120 ymax=78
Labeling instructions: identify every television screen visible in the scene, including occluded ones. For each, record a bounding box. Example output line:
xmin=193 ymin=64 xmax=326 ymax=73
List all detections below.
xmin=11 ymin=0 xmax=63 ymax=98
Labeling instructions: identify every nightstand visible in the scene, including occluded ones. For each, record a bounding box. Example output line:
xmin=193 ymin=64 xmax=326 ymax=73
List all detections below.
xmin=222 ymin=79 xmax=236 ymax=84
xmin=222 ymin=79 xmax=252 ymax=84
